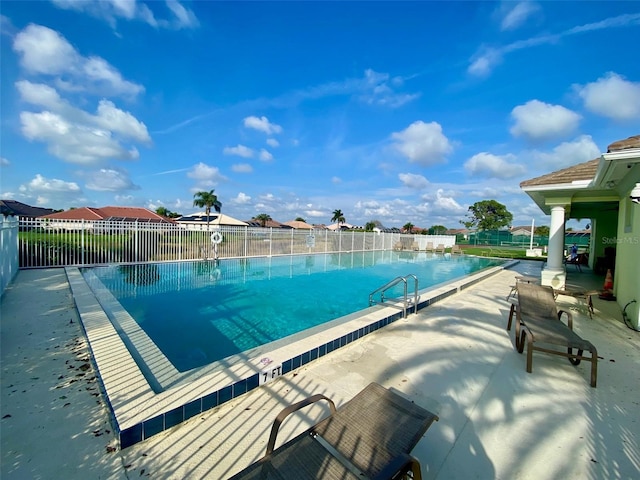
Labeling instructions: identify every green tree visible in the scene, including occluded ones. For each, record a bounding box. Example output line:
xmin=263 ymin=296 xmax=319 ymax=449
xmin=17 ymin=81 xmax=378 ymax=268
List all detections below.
xmin=428 ymin=225 xmax=447 ymax=235
xmin=155 ymin=206 xmax=181 ymax=218
xmin=403 ymin=222 xmax=414 ymax=233
xmin=254 ymin=213 xmax=272 ymax=227
xmin=295 ymin=216 xmax=306 ymax=222
xmin=193 ymin=190 xmax=222 ymax=231
xmin=331 ymin=209 xmax=345 ymax=228
xmin=534 ymin=225 xmax=550 ymax=236
xmin=364 ymin=221 xmax=376 ymax=232
xmin=461 ymin=200 xmax=513 ymax=231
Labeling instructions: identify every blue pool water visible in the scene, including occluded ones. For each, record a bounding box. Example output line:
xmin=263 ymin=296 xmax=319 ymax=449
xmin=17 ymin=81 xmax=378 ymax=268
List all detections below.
xmin=83 ymin=251 xmax=503 ymax=372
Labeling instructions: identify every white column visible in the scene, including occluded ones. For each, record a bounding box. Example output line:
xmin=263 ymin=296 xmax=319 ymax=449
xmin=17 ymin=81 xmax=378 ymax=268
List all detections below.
xmin=541 ymin=205 xmax=567 ymax=289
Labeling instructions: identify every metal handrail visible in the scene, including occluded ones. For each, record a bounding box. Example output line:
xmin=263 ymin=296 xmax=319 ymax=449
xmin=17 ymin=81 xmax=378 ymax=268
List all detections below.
xmin=369 ymin=274 xmax=419 ymax=318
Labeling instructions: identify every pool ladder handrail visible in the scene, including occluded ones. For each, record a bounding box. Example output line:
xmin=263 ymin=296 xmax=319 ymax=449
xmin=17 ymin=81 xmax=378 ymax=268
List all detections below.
xmin=369 ymin=274 xmax=419 ymax=318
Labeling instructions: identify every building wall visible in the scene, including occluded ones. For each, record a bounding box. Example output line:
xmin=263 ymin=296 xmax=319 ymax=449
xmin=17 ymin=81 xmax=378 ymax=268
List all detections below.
xmin=614 ymin=196 xmax=640 ymax=329
xmin=590 ymin=212 xmax=618 ymax=271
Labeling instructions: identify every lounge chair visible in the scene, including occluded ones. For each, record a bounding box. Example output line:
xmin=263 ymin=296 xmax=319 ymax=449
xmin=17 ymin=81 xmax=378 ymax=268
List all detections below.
xmin=450 ymin=245 xmax=463 ymax=255
xmin=435 ymin=244 xmax=445 ymax=254
xmin=228 ymin=382 xmax=439 ymax=479
xmin=425 ymin=242 xmax=434 ymax=252
xmin=513 ymin=283 xmax=598 ymax=388
xmin=411 ymin=242 xmax=420 ymax=251
xmin=393 ymin=242 xmax=403 ymax=251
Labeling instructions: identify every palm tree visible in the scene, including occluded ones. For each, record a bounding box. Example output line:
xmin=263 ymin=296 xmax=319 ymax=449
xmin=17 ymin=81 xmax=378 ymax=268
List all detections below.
xmin=403 ymin=222 xmax=414 ymax=233
xmin=364 ymin=221 xmax=376 ymax=232
xmin=254 ymin=213 xmax=272 ymax=227
xmin=193 ymin=190 xmax=222 ymax=231
xmin=331 ymin=209 xmax=345 ymax=229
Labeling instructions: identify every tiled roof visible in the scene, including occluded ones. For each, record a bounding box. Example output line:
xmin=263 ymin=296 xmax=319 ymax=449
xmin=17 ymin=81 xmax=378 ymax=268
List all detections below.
xmin=39 ymin=206 xmax=173 ymax=223
xmin=283 ymin=220 xmax=314 ymax=229
xmin=607 ymin=135 xmax=640 ymax=152
xmin=520 ymin=158 xmax=600 ymax=188
xmin=0 ymin=199 xmax=57 ymax=218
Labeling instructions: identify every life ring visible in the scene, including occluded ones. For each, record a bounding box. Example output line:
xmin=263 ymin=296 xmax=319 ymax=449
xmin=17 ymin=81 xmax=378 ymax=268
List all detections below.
xmin=210 ymin=231 xmax=223 ymax=244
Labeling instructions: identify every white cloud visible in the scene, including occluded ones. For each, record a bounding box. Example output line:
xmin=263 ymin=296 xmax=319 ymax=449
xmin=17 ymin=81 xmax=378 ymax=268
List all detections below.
xmin=468 ymin=12 xmax=640 ymax=78
xmin=575 ymin=72 xmax=640 ymax=121
xmin=232 ymin=163 xmax=253 ymax=173
xmin=499 ymin=1 xmax=540 ymax=31
xmin=398 ymin=173 xmax=429 ymax=189
xmin=233 ymin=192 xmax=252 ymax=205
xmin=391 ymin=121 xmax=452 ymax=165
xmin=18 ymin=174 xmax=82 ymax=206
xmin=1 ymin=157 xmax=10 ymax=166
xmin=20 ymin=173 xmax=80 ymax=193
xmin=243 ymin=116 xmax=283 ymax=135
xmin=467 ymin=50 xmax=502 ymax=78
xmin=359 ymin=69 xmax=420 ymax=108
xmin=355 ymin=200 xmax=395 ymax=219
xmin=165 ymin=0 xmax=199 ymax=29
xmin=16 ymin=81 xmax=150 ymax=163
xmin=259 ymin=149 xmax=273 ymax=162
xmin=331 ymin=176 xmax=342 ymax=184
xmin=13 ymin=23 xmax=77 ymax=75
xmin=432 ymin=189 xmax=465 ymax=214
xmin=13 ymin=24 xmax=144 ymax=98
xmin=510 ymin=100 xmax=581 ymax=141
xmin=83 ymin=168 xmax=139 ymax=191
xmin=94 ymin=100 xmax=151 ymax=143
xmin=187 ymin=162 xmax=226 ymax=188
xmin=532 ymin=135 xmax=601 ymax=168
xmin=223 ymin=144 xmax=254 ymax=158
xmin=266 ymin=138 xmax=280 ymax=148
xmin=464 ymin=152 xmax=525 ymax=179
xmin=51 ymin=0 xmax=199 ymax=30
xmin=20 ymin=111 xmax=140 ymax=164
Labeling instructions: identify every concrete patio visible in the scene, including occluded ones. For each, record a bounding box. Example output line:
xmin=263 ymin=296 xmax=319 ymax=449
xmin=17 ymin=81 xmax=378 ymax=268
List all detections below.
xmin=2 ymin=261 xmax=639 ymax=479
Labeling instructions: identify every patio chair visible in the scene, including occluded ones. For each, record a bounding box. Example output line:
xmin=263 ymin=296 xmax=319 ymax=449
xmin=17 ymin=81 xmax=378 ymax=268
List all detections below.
xmin=513 ymin=283 xmax=598 ymax=388
xmin=450 ymin=245 xmax=463 ymax=255
xmin=228 ymin=382 xmax=439 ymax=480
xmin=435 ymin=244 xmax=446 ymax=254
xmin=411 ymin=242 xmax=420 ymax=251
xmin=425 ymin=242 xmax=434 ymax=252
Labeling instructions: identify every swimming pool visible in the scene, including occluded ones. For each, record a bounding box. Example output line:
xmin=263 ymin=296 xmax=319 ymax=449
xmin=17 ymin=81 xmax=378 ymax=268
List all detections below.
xmin=82 ymin=251 xmax=503 ymax=372
xmin=71 ymin=250 xmax=510 ymax=448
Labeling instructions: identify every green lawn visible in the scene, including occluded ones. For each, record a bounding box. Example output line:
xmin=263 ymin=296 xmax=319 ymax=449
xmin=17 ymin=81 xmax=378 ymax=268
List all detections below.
xmin=455 ymin=246 xmax=547 ymax=261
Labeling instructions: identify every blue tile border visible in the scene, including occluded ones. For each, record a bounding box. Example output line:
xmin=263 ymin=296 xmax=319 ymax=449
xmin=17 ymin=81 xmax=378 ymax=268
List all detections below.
xmin=116 ymin=304 xmax=413 ymax=449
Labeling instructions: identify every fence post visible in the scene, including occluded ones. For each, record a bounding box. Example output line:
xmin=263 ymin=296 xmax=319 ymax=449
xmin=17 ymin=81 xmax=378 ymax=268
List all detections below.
xmin=135 ymin=220 xmax=139 ymax=262
xmin=1 ymin=216 xmax=19 ymax=294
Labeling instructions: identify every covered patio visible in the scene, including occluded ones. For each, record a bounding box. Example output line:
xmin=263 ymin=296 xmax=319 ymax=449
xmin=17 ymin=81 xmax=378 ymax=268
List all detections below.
xmin=520 ymin=135 xmax=640 ymax=330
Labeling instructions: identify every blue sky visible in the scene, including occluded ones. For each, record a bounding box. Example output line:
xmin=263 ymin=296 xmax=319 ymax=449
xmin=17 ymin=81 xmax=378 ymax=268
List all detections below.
xmin=1 ymin=1 xmax=639 ymax=229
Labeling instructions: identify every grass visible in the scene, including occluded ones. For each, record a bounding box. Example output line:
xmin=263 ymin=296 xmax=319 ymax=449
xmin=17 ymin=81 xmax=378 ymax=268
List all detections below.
xmin=455 ymin=245 xmax=547 ymax=261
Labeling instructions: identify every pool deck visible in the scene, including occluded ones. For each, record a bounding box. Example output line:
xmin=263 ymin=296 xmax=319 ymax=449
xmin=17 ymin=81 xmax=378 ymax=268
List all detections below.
xmin=2 ymin=262 xmax=640 ymax=479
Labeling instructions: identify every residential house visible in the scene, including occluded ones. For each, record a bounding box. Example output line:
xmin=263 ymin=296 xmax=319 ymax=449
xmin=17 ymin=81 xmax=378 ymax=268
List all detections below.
xmin=175 ymin=212 xmax=248 ymax=231
xmin=283 ymin=220 xmax=314 ymax=229
xmin=0 ymin=199 xmax=56 ymax=218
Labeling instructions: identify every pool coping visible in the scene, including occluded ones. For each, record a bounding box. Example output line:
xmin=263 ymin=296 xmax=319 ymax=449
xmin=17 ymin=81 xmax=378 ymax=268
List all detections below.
xmin=65 ymin=258 xmax=516 ymax=449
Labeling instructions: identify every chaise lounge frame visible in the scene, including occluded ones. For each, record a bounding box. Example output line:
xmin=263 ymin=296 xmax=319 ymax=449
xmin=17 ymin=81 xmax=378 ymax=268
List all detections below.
xmin=228 ymin=382 xmax=439 ymax=479
xmin=513 ymin=283 xmax=598 ymax=388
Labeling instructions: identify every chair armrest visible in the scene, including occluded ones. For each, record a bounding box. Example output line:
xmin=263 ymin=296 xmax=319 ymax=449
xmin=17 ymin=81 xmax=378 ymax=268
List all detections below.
xmin=266 ymin=393 xmax=337 ymax=455
xmin=557 ymin=309 xmax=573 ymax=329
xmin=371 ymin=452 xmax=422 ymax=480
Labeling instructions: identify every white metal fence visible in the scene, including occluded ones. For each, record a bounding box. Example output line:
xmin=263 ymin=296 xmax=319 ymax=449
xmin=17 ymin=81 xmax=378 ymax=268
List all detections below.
xmin=17 ymin=218 xmax=456 ymax=268
xmin=1 ymin=216 xmax=19 ymax=294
